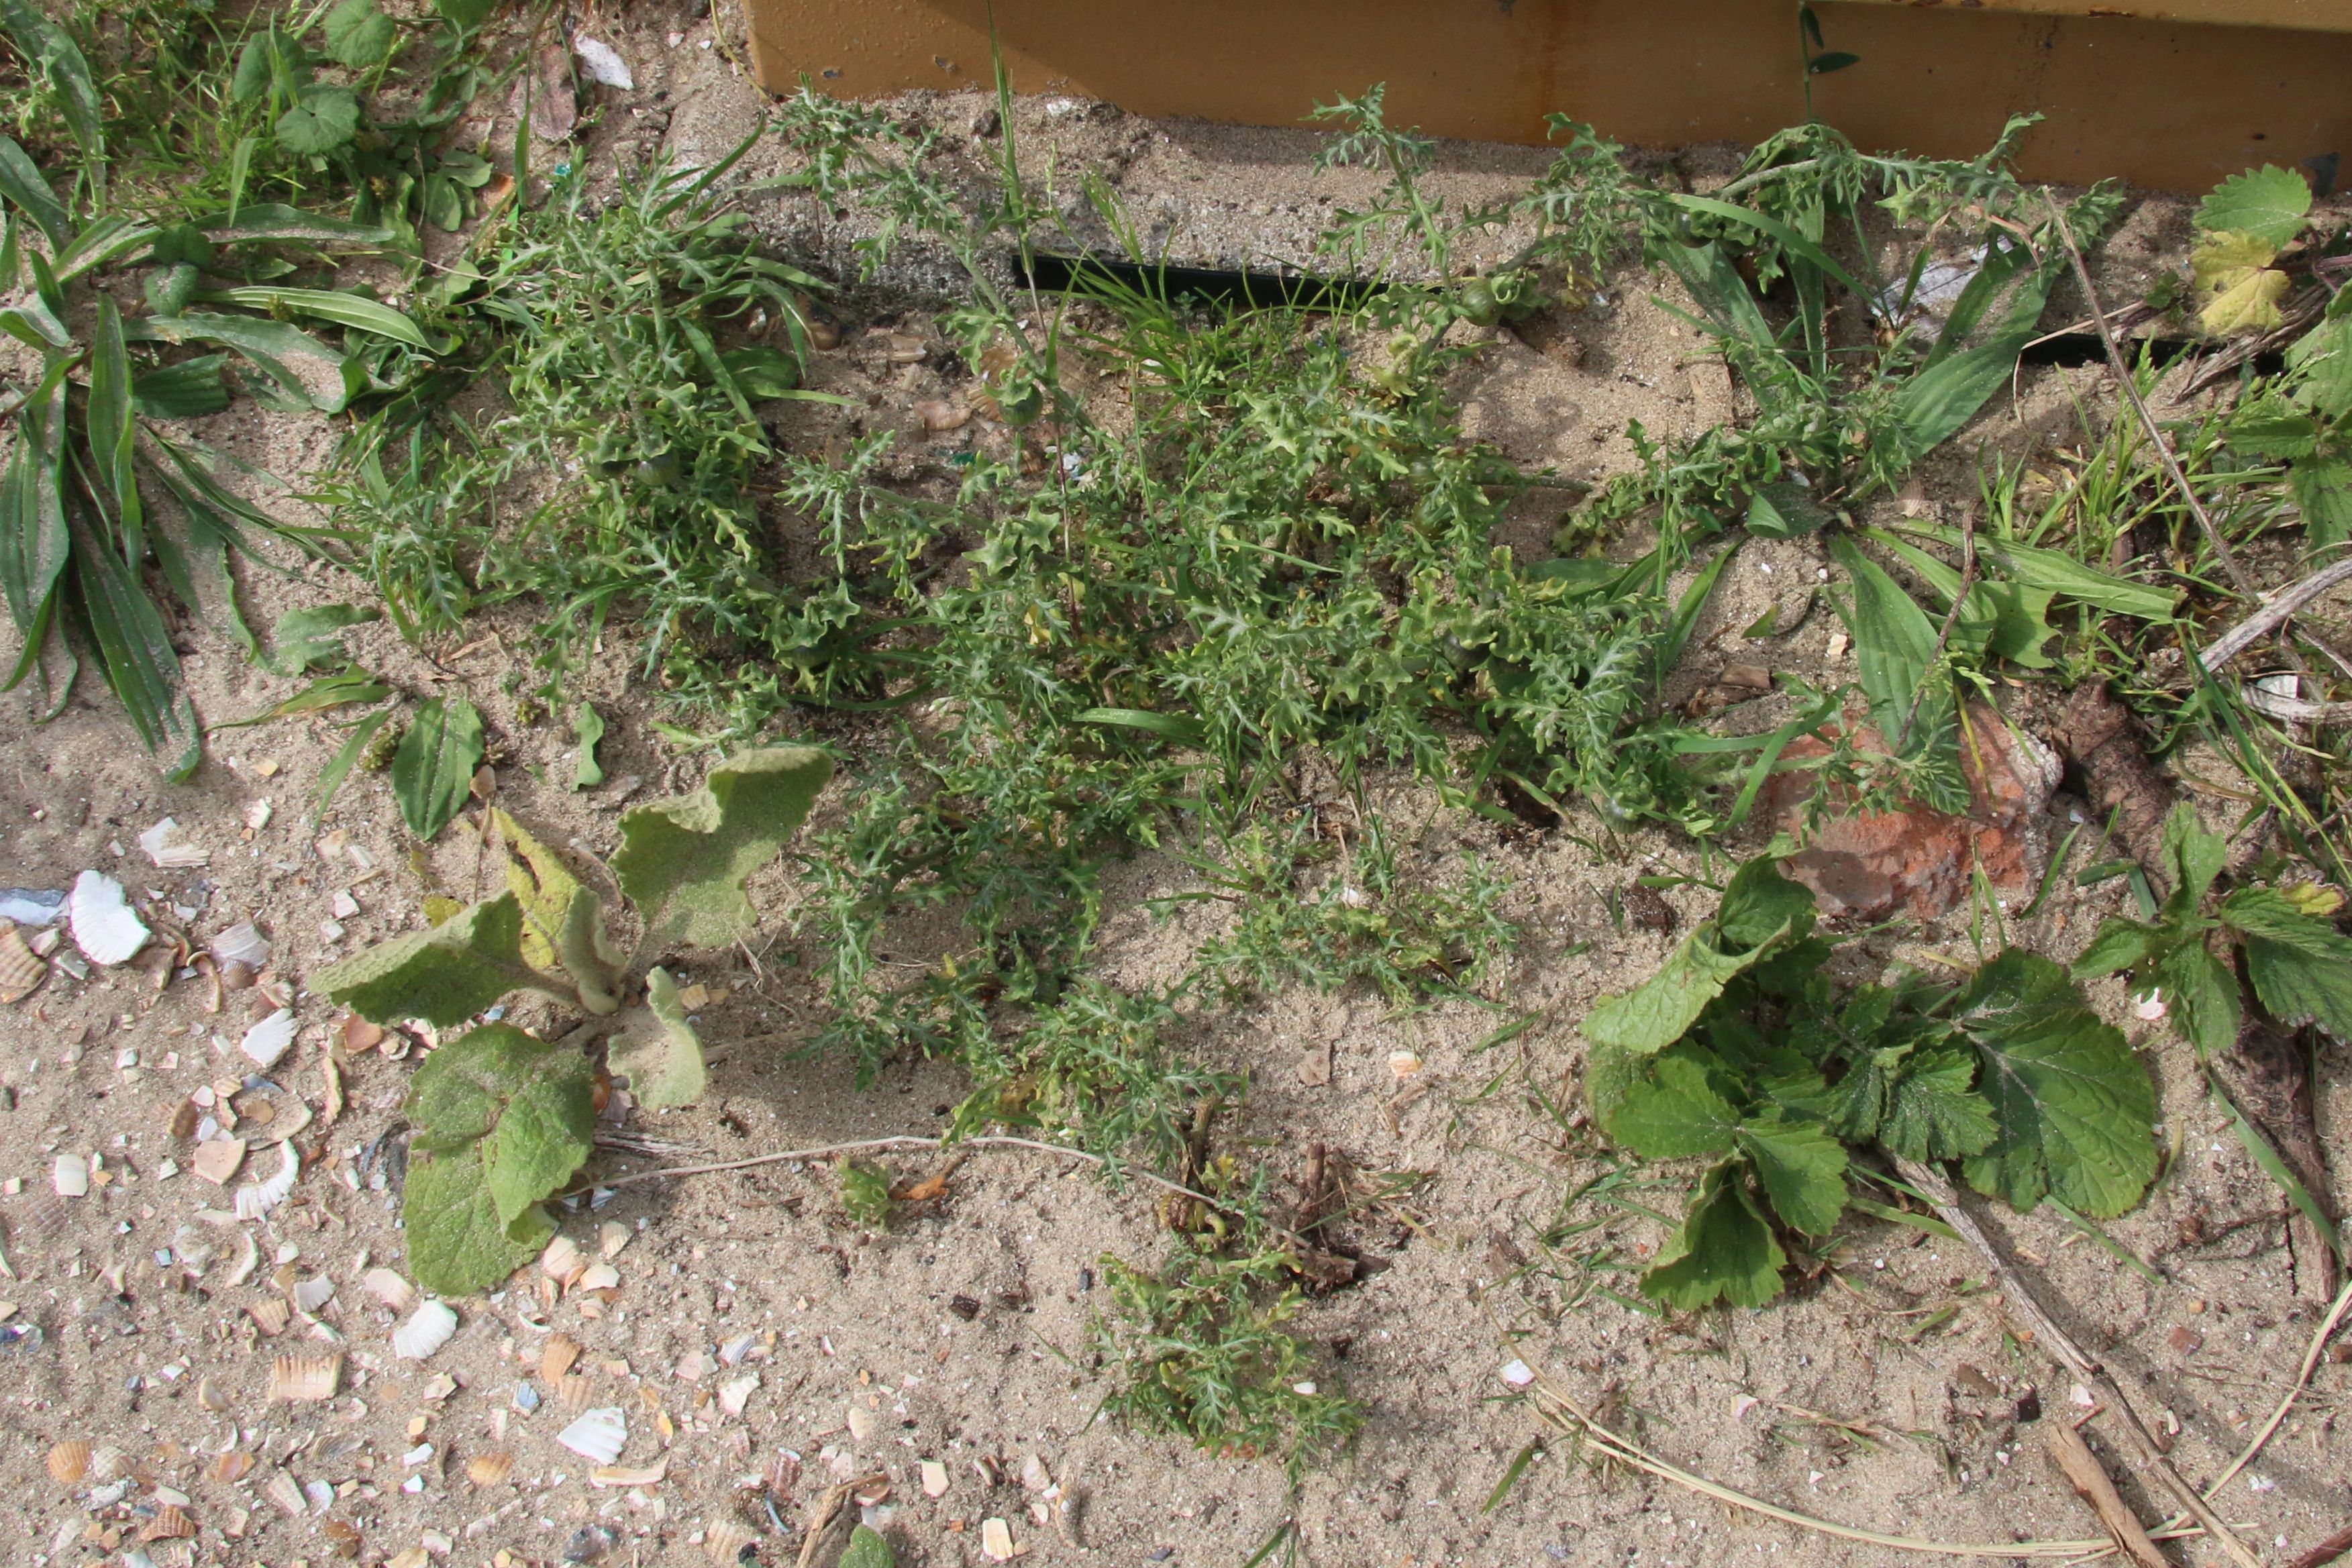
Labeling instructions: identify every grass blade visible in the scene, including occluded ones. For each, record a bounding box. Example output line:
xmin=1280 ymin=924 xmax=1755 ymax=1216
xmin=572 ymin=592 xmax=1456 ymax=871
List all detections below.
xmin=2208 ymin=1067 xmax=2345 ymax=1265
xmin=1483 ymin=1435 xmax=1545 ymax=1513
xmin=313 ymin=709 xmax=393 ymax=824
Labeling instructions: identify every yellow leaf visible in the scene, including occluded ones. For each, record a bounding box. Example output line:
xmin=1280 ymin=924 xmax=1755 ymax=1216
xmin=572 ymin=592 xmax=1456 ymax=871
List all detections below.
xmin=2282 ymin=882 xmax=2345 ymax=919
xmin=2192 ymin=229 xmax=2289 ymax=335
xmin=421 ymin=895 xmax=466 ymax=927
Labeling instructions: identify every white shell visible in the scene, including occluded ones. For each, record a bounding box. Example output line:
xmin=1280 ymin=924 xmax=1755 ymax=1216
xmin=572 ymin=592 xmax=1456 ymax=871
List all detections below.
xmin=264 ymin=1469 xmax=307 ymax=1516
xmin=573 ymin=36 xmax=633 ymax=89
xmin=209 ymin=921 xmax=271 ymax=971
xmin=52 ymin=1152 xmax=89 ymax=1197
xmin=575 ymin=1261 xmax=619 ymax=1292
xmin=240 ymin=1008 xmax=297 ymax=1070
xmin=540 ymin=1235 xmax=583 ymax=1282
xmin=291 ymin=1275 xmax=336 ymax=1313
xmin=235 ymin=1143 xmax=299 ymax=1221
xmin=555 ymin=1406 xmax=627 ymax=1465
xmin=717 ymin=1374 xmax=756 ymax=1419
xmin=138 ymin=817 xmax=209 ymax=869
xmin=392 ymin=1300 xmax=459 ymax=1361
xmin=68 ymin=870 xmax=149 ymax=965
xmin=363 ymin=1267 xmax=415 ymax=1311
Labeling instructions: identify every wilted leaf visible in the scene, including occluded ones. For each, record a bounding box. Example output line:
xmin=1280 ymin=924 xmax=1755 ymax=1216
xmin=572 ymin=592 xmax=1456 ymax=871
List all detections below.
xmin=611 ymin=746 xmax=833 ymax=947
xmin=2192 ymin=231 xmax=2290 ymax=336
xmin=493 ymin=808 xmax=617 ymax=1010
xmin=393 ymin=696 xmax=483 ymax=840
xmin=608 ymin=967 xmax=706 ymax=1109
xmin=311 ymin=892 xmax=552 ymax=1026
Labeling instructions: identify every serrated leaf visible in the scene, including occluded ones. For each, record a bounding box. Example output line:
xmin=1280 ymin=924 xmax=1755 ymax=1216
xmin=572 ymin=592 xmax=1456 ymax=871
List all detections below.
xmin=609 ymin=966 xmax=707 ymax=1109
xmin=1956 ymin=951 xmax=2157 ymax=1218
xmin=2070 ymin=917 xmax=2166 ymax=980
xmin=2286 ymin=314 xmax=2352 ymax=420
xmin=392 ymin=696 xmax=483 ymax=840
xmin=611 ymin=745 xmax=833 ymax=947
xmin=1584 ymin=929 xmax=1773 ymax=1057
xmin=262 ymin=601 xmax=378 ymax=676
xmin=2192 ymin=231 xmax=2289 ymax=336
xmin=311 ymin=892 xmax=549 ymax=1026
xmin=277 ymin=85 xmax=360 ymax=156
xmin=2160 ymin=800 xmax=2226 ymax=912
xmin=1735 ymin=1110 xmax=1847 ymax=1235
xmin=1714 ymin=857 xmax=1815 ymax=953
xmin=2289 ymin=449 xmax=2352 ymax=553
xmin=321 ymin=0 xmax=396 ymax=68
xmin=839 ymin=1159 xmax=893 ymax=1229
xmin=2157 ymin=940 xmax=2241 ymax=1057
xmin=493 ymin=806 xmax=617 ymax=1012
xmin=2222 ymin=886 xmax=2352 ymax=1039
xmin=403 ymin=1141 xmax=551 ymax=1296
xmin=433 ymin=0 xmax=501 ymax=28
xmin=572 ymin=700 xmax=605 ymax=789
xmin=1876 ymin=1046 xmax=1999 ymax=1163
xmin=1602 ymin=1051 xmax=1739 ymax=1159
xmin=1641 ymin=1162 xmax=1786 ymax=1310
xmin=409 ymin=1022 xmax=595 ymax=1228
xmin=2194 ymin=166 xmax=2312 ymax=248
xmin=839 ymin=1525 xmax=896 ymax=1568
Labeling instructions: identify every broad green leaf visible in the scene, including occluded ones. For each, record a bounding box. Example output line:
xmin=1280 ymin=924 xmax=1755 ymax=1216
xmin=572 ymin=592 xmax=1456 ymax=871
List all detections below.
xmin=2157 ymin=941 xmax=2241 ymax=1057
xmin=2286 ymin=314 xmax=2352 ymax=419
xmin=278 ymin=85 xmax=360 ymax=156
xmin=70 ymin=516 xmax=202 ymax=780
xmin=195 ymin=203 xmax=394 ymax=247
xmin=132 ymin=313 xmax=362 ymax=414
xmin=262 ymin=601 xmax=378 ymax=676
xmin=839 ymin=1526 xmax=897 ymax=1568
xmin=321 ymin=0 xmax=397 ymax=68
xmin=1866 ymin=531 xmax=2054 ymax=667
xmin=2192 ymin=231 xmax=2289 ymax=336
xmin=230 ymin=28 xmax=296 ymax=103
xmin=2223 ymin=886 xmax=2352 ymax=1039
xmin=392 ymin=695 xmax=484 ymax=840
xmin=609 ymin=967 xmax=707 ymax=1109
xmin=2194 ymin=165 xmax=2312 ymax=248
xmin=1641 ymin=1162 xmax=1786 ymax=1310
xmin=1602 ymin=1051 xmax=1738 ymax=1159
xmin=0 ymin=1 xmax=101 ymax=182
xmin=1584 ymin=929 xmax=1772 ymax=1057
xmin=87 ymin=299 xmax=139 ymax=539
xmin=2228 ymin=400 xmax=2320 ymax=460
xmin=718 ymin=344 xmax=802 ymax=399
xmin=311 ymin=892 xmax=551 ymax=1026
xmin=1735 ymin=1110 xmax=1847 ymax=1235
xmin=1949 ymin=533 xmax=2175 ymax=623
xmin=131 ymin=354 xmax=232 ymax=419
xmin=433 ymin=0 xmax=501 ymax=29
xmin=218 ymin=670 xmax=391 ymax=725
xmin=1827 ymin=535 xmax=1943 ymax=743
xmin=1713 ymin=857 xmax=1814 ymax=953
xmin=494 ymin=807 xmax=618 ymax=1012
xmin=0 ymin=134 xmax=66 ymax=249
xmin=2289 ymin=450 xmax=2352 ymax=553
xmin=2069 ymin=916 xmax=2165 ymax=980
xmin=203 ymin=286 xmax=433 ymax=350
xmin=1077 ymin=707 xmax=1209 ymax=745
xmin=402 ymin=1141 xmax=550 ymax=1296
xmin=409 ymin=1023 xmax=595 ymax=1229
xmin=1957 ymin=950 xmax=2157 ymax=1217
xmin=1875 ymin=1046 xmax=1998 ymax=1163
xmin=572 ymin=700 xmax=605 ymax=789
xmin=611 ymin=745 xmax=833 ymax=947
xmin=2159 ymin=800 xmax=2225 ymax=912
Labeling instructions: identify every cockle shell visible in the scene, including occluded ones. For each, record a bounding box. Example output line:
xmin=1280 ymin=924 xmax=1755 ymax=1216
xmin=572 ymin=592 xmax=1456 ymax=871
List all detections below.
xmin=392 ymin=1300 xmax=458 ymax=1361
xmin=46 ymin=1440 xmax=89 ymax=1483
xmin=363 ymin=1268 xmax=415 ymax=1312
xmin=541 ymin=1334 xmax=580 ymax=1382
xmin=540 ymin=1235 xmax=583 ymax=1283
xmin=555 ymin=1407 xmax=627 ymax=1465
xmin=264 ymin=1469 xmax=307 ymax=1516
xmin=209 ymin=922 xmax=271 ymax=971
xmin=0 ymin=923 xmax=46 ymax=1003
xmin=268 ymin=1353 xmax=342 ymax=1402
xmin=466 ymin=1451 xmax=515 ymax=1487
xmin=140 ymin=818 xmax=208 ymax=869
xmin=704 ymin=1521 xmax=759 ymax=1563
xmin=247 ymin=1299 xmax=291 ymax=1337
xmin=68 ymin=870 xmax=148 ymax=965
xmin=290 ymin=1275 xmax=335 ymax=1314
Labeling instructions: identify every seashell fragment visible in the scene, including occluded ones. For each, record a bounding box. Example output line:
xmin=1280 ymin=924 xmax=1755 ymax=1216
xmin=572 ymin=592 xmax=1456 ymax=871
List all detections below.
xmin=599 ymin=1220 xmax=629 ymax=1259
xmin=542 ymin=1333 xmax=580 ymax=1382
xmin=247 ymin=1298 xmax=291 ymax=1336
xmin=235 ymin=1143 xmax=299 ymax=1221
xmin=210 ymin=1451 xmax=255 ymax=1484
xmin=846 ymin=1404 xmax=876 ymax=1443
xmin=363 ymin=1267 xmax=414 ymax=1312
xmin=555 ymin=1406 xmax=627 ymax=1465
xmin=209 ymin=922 xmax=270 ymax=972
xmin=704 ymin=1521 xmax=759 ymax=1563
xmin=590 ymin=1459 xmax=666 ymax=1487
xmin=0 ymin=923 xmax=46 ymax=1003
xmin=717 ymin=1374 xmax=756 ymax=1419
xmin=466 ymin=1451 xmax=515 ymax=1487
xmin=197 ymin=1377 xmax=229 ymax=1412
xmin=921 ymin=1459 xmax=949 ymax=1498
xmin=392 ymin=1300 xmax=458 ymax=1361
xmin=239 ymin=1008 xmax=297 ymax=1070
xmin=193 ymin=1138 xmax=246 ymax=1186
xmin=553 ymin=1372 xmax=593 ymax=1412
xmin=575 ymin=1261 xmax=619 ymax=1292
xmin=291 ymin=1275 xmax=335 ymax=1314
xmin=268 ymin=1352 xmax=342 ymax=1402
xmin=539 ymin=1235 xmax=582 ymax=1283
xmin=264 ymin=1469 xmax=307 ymax=1517
xmin=68 ymin=870 xmax=149 ymax=965
xmin=46 ymin=1439 xmax=90 ymax=1483
xmin=89 ymin=1444 xmax=129 ymax=1482
xmin=52 ymin=1153 xmax=89 ymax=1198
xmin=982 ymin=1518 xmax=1017 ymax=1562
xmin=140 ymin=1505 xmax=197 ymax=1541
xmin=139 ymin=818 xmax=209 ymax=869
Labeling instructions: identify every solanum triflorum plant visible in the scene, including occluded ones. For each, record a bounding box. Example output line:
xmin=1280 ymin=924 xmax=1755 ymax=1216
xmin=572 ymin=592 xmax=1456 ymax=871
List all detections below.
xmin=1583 ymin=857 xmax=2159 ymax=1308
xmin=313 ymin=746 xmax=831 ymax=1293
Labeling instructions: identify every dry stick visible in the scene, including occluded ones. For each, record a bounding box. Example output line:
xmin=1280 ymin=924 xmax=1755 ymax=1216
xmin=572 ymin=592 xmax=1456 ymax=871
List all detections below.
xmin=2288 ymin=1523 xmax=2352 ymax=1568
xmin=2045 ymin=1416 xmax=2171 ymax=1568
xmin=1894 ymin=1157 xmax=2264 ymax=1568
xmin=2198 ymin=556 xmax=2352 ymax=674
xmin=2045 ymin=196 xmax=2258 ymax=599
xmin=792 ymin=1473 xmax=886 ymax=1568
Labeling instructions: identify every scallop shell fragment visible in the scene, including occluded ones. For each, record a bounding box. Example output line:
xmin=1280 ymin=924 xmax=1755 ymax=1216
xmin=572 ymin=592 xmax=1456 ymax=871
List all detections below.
xmin=268 ymin=1352 xmax=342 ymax=1403
xmin=209 ymin=1451 xmax=254 ymax=1485
xmin=209 ymin=921 xmax=270 ymax=972
xmin=264 ymin=1469 xmax=307 ymax=1517
xmin=466 ymin=1451 xmax=515 ymax=1488
xmin=247 ymin=1298 xmax=291 ymax=1337
xmin=363 ymin=1267 xmax=415 ymax=1312
xmin=192 ymin=1138 xmax=246 ymax=1186
xmin=46 ymin=1439 xmax=90 ymax=1483
xmin=982 ymin=1518 xmax=1017 ymax=1562
xmin=68 ymin=870 xmax=148 ymax=965
xmin=552 ymin=1372 xmax=594 ymax=1412
xmin=555 ymin=1406 xmax=627 ymax=1465
xmin=239 ymin=1008 xmax=297 ymax=1070
xmin=234 ymin=1143 xmax=299 ymax=1221
xmin=139 ymin=818 xmax=208 ymax=869
xmin=704 ymin=1521 xmax=759 ymax=1563
xmin=575 ymin=1261 xmax=619 ymax=1292
xmin=140 ymin=1505 xmax=197 ymax=1541
xmin=0 ymin=923 xmax=46 ymax=1003
xmin=52 ymin=1153 xmax=89 ymax=1198
xmin=541 ymin=1334 xmax=580 ymax=1382
xmin=392 ymin=1300 xmax=458 ymax=1361
xmin=539 ymin=1235 xmax=583 ymax=1283
xmin=290 ymin=1275 xmax=336 ymax=1314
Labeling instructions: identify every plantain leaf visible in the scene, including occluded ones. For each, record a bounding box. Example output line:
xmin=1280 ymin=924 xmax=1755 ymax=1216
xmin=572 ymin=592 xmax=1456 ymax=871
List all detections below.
xmin=131 ymin=354 xmax=233 ymax=419
xmin=611 ymin=745 xmax=833 ymax=947
xmin=391 ymin=694 xmax=483 ymax=840
xmin=68 ymin=514 xmax=202 ymax=780
xmin=0 ymin=133 xmax=66 ymax=249
xmin=202 ymin=286 xmax=433 ymax=349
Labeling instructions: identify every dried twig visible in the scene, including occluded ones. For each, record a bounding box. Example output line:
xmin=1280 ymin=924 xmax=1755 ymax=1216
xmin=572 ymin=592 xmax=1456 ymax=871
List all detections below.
xmin=792 ymin=1473 xmax=886 ymax=1568
xmin=2199 ymin=556 xmax=2352 ymax=673
xmin=2046 ymin=195 xmax=2257 ymax=598
xmin=2289 ymin=1522 xmax=2352 ymax=1568
xmin=1894 ymin=1157 xmax=2263 ymax=1568
xmin=2045 ymin=1415 xmax=2170 ymax=1568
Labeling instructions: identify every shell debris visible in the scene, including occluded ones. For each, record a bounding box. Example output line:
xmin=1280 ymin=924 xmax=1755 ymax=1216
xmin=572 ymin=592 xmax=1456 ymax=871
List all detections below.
xmin=599 ymin=1220 xmax=630 ymax=1259
xmin=139 ymin=1505 xmax=197 ymax=1541
xmin=210 ymin=1451 xmax=255 ymax=1485
xmin=246 ymin=1298 xmax=291 ymax=1336
xmin=465 ymin=1451 xmax=515 ymax=1488
xmin=553 ymin=1372 xmax=594 ymax=1412
xmin=589 ymin=1459 xmax=667 ymax=1488
xmin=234 ymin=1143 xmax=299 ymax=1221
xmin=920 ymin=1459 xmax=950 ymax=1498
xmin=541 ymin=1333 xmax=580 ymax=1382
xmin=363 ymin=1267 xmax=415 ymax=1312
xmin=576 ymin=1261 xmax=620 ymax=1293
xmin=540 ymin=1235 xmax=584 ymax=1284
xmin=716 ymin=1374 xmax=756 ymax=1420
xmin=45 ymin=1439 xmax=89 ymax=1484
xmin=68 ymin=870 xmax=149 ymax=965
xmin=51 ymin=1153 xmax=89 ymax=1198
xmin=264 ymin=1469 xmax=307 ymax=1517
xmin=139 ymin=818 xmax=209 ymax=869
xmin=239 ymin=1008 xmax=297 ymax=1070
xmin=191 ymin=1138 xmax=246 ymax=1186
xmin=290 ymin=1275 xmax=335 ymax=1314
xmin=0 ymin=923 xmax=46 ymax=1003
xmin=209 ymin=922 xmax=270 ymax=971
xmin=392 ymin=1300 xmax=459 ymax=1361
xmin=703 ymin=1521 xmax=759 ymax=1563
xmin=555 ymin=1406 xmax=627 ymax=1465
xmin=268 ymin=1352 xmax=342 ymax=1402
xmin=982 ymin=1518 xmax=1017 ymax=1562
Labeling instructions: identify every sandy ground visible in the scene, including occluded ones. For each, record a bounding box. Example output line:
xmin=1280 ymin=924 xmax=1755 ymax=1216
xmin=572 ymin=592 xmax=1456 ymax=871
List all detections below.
xmin=0 ymin=5 xmax=2345 ymax=1567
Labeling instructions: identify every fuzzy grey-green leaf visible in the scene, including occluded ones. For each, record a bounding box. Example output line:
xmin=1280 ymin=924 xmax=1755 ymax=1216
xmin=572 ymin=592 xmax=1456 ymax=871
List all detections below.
xmin=611 ymin=745 xmax=832 ymax=947
xmin=609 ymin=967 xmax=707 ymax=1109
xmin=311 ymin=892 xmax=546 ymax=1026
